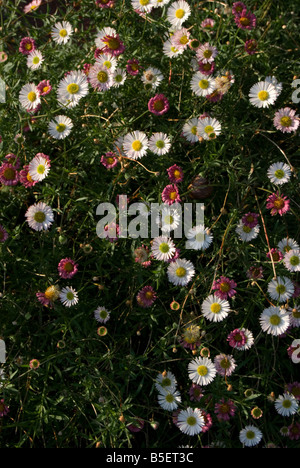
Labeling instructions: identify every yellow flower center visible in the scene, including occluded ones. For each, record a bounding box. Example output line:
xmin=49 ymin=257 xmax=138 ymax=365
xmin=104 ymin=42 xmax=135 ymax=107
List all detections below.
xmin=273 ymin=198 xmax=285 ymax=209
xmin=199 ymin=79 xmax=209 ymax=89
xmin=56 ymin=123 xmax=66 ymax=133
xmin=186 ymin=416 xmax=197 ymax=426
xmin=269 ymin=314 xmax=281 ymax=326
xmin=165 ymin=393 xmax=175 ymax=403
xmin=169 ymin=191 xmax=178 ymax=200
xmin=34 ymin=211 xmax=46 ymax=223
xmin=282 ymin=399 xmax=292 ymax=408
xmin=67 ymin=83 xmax=79 ymax=94
xmin=290 ymin=255 xmax=300 ymax=266
xmin=45 ymin=285 xmax=59 ymax=301
xmin=175 ymin=8 xmax=185 ymax=18
xmin=210 ymin=303 xmax=221 ymax=314
xmin=258 ymin=90 xmax=269 ymax=101
xmin=176 ymin=267 xmax=186 ymax=277
xmin=25 ymin=43 xmax=33 ymax=50
xmin=103 ymin=60 xmax=111 ymax=69
xmin=63 ymin=262 xmax=74 ymax=272
xmin=43 ymin=86 xmax=50 ymax=93
xmin=173 ymin=169 xmax=181 ymax=179
xmin=190 ymin=126 xmax=197 ymax=135
xmin=153 ymin=100 xmax=164 ymax=111
xmin=59 ymin=29 xmax=68 ymax=37
xmin=274 ymin=169 xmax=285 ymax=179
xmin=140 ymin=0 xmax=149 ymax=4
xmin=104 ymin=37 xmax=120 ymax=50
xmin=204 ymin=125 xmax=214 ymax=134
xmin=246 ymin=430 xmax=255 ymax=439
xmin=3 ymin=168 xmax=15 ymax=180
xmin=240 ymin=17 xmax=250 ymax=26
xmin=159 ymin=242 xmax=170 ymax=253
xmin=132 ymin=140 xmax=142 ymax=151
xmin=197 ymin=365 xmax=208 ymax=376
xmin=179 ymin=35 xmax=188 ymax=45
xmin=280 ymin=116 xmax=292 ymax=127
xmin=32 ymin=56 xmax=40 ymax=65
xmin=203 ymin=49 xmax=212 ymax=59
xmin=97 ymin=70 xmax=108 ymax=83
xmin=36 ymin=164 xmax=45 ymax=174
xmin=27 ymin=91 xmax=37 ymax=102
xmin=220 ymin=282 xmax=230 ymax=292
xmin=164 ymin=215 xmax=174 ymax=225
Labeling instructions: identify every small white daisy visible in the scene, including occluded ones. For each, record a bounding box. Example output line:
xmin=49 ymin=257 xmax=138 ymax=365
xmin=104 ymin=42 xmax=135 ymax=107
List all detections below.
xmin=239 ymin=425 xmax=262 ymax=447
xmin=166 ymin=0 xmax=191 ymax=29
xmin=267 ymin=162 xmax=292 ymax=185
xmin=141 ymin=67 xmax=164 ymax=89
xmin=277 ymin=237 xmax=300 ymax=254
xmin=57 ymin=71 xmax=89 ymax=108
xmin=19 ymin=83 xmax=41 ymax=111
xmin=123 ymin=130 xmax=149 ymax=160
xmin=155 ymin=371 xmax=177 ymax=393
xmin=113 ymin=68 xmax=127 ymax=87
xmin=27 ymin=50 xmax=44 ymax=70
xmin=148 ymin=132 xmax=171 ymax=156
xmin=283 ymin=249 xmax=300 ymax=272
xmin=197 ymin=116 xmax=221 ymax=140
xmin=51 ymin=21 xmax=73 ymax=44
xmin=95 ymin=53 xmax=117 ymax=72
xmin=182 ymin=118 xmax=199 ymax=143
xmin=249 ymin=81 xmax=278 ymax=108
xmin=177 ymin=407 xmax=204 ymax=436
xmin=235 ymin=221 xmax=260 ymax=242
xmin=25 ymin=202 xmax=54 ymax=231
xmin=59 ymin=286 xmax=79 ymax=307
xmin=167 ymin=258 xmax=195 ymax=286
xmin=186 ymin=225 xmax=213 ymax=250
xmin=151 ymin=236 xmax=176 ymax=261
xmin=48 ymin=115 xmax=73 ymax=140
xmin=89 ymin=63 xmax=114 ymax=92
xmin=267 ymin=276 xmax=295 ymax=303
xmin=274 ymin=393 xmax=299 ymax=417
xmin=201 ymin=295 xmax=231 ymax=322
xmin=156 ymin=205 xmax=181 ymax=234
xmin=157 ymin=388 xmax=181 ymax=411
xmin=163 ymin=38 xmax=184 ymax=58
xmin=188 ymin=356 xmax=217 ymax=386
xmin=94 ymin=306 xmax=111 ymax=323
xmin=259 ymin=306 xmax=290 ymax=336
xmin=28 ymin=154 xmax=50 ymax=182
xmin=190 ymin=71 xmax=216 ymax=97
xmin=170 ymin=27 xmax=190 ymax=50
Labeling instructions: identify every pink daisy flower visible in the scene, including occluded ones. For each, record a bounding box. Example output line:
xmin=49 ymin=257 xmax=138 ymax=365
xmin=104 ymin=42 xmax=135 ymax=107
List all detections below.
xmin=247 ymin=265 xmax=263 ymax=280
xmin=167 ymin=164 xmax=184 ymax=184
xmin=0 ymin=225 xmax=8 ymax=243
xmin=19 ymin=165 xmax=38 ymax=188
xmin=29 ymin=359 xmax=40 ymax=370
xmin=201 ymin=18 xmax=215 ymax=30
xmin=101 ymin=152 xmax=119 ymax=169
xmin=19 ymin=37 xmax=36 ymax=55
xmin=273 ymin=107 xmax=299 ymax=133
xmin=245 ymin=39 xmax=258 ymax=55
xmin=288 ymin=422 xmax=300 ymax=441
xmin=234 ymin=9 xmax=256 ymax=30
xmin=286 ymin=382 xmax=300 ymax=401
xmin=171 ymin=28 xmax=191 ymax=50
xmin=266 ymin=248 xmax=283 ymax=263
xmin=127 ymin=418 xmax=144 ymax=433
xmin=266 ymin=191 xmax=290 ymax=216
xmin=212 ymin=276 xmax=237 ymax=300
xmin=196 ymin=42 xmax=218 ymax=63
xmin=95 ymin=0 xmax=115 ymax=7
xmin=0 ymin=162 xmax=19 ymax=186
xmin=136 ymin=285 xmax=157 ymax=308
xmin=214 ymin=354 xmax=236 ymax=377
xmin=242 ymin=212 xmax=259 ymax=228
xmin=198 ymin=60 xmax=215 ymax=75
xmin=161 ymin=184 xmax=181 ymax=205
xmin=148 ymin=94 xmax=169 ymax=116
xmin=58 ymin=258 xmax=78 ymax=279
xmin=214 ymin=399 xmax=236 ymax=421
xmin=0 ymin=399 xmax=9 ymax=417
xmin=232 ymin=2 xmax=246 ymax=16
xmin=189 ymin=383 xmax=204 ymax=402
xmin=3 ymin=153 xmax=21 ymax=169
xmin=126 ymin=59 xmax=140 ymax=76
xmin=227 ymin=328 xmax=247 ymax=349
xmin=83 ymin=63 xmax=92 ymax=76
xmin=200 ymin=409 xmax=213 ymax=433
xmin=24 ymin=0 xmax=42 ymax=14
xmin=101 ymin=33 xmax=125 ymax=57
xmin=37 ymin=80 xmax=52 ymax=96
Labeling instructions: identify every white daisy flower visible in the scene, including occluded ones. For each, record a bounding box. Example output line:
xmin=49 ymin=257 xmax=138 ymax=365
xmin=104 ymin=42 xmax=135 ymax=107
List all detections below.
xmin=283 ymin=249 xmax=300 ymax=272
xmin=25 ymin=202 xmax=54 ymax=231
xmin=95 ymin=53 xmax=117 ymax=72
xmin=182 ymin=118 xmax=199 ymax=143
xmin=190 ymin=72 xmax=216 ymax=97
xmin=163 ymin=38 xmax=184 ymax=58
xmin=148 ymin=132 xmax=171 ymax=156
xmin=239 ymin=425 xmax=263 ymax=447
xmin=201 ymin=295 xmax=231 ymax=322
xmin=94 ymin=306 xmax=111 ymax=323
xmin=141 ymin=67 xmax=164 ymax=89
xmin=59 ymin=286 xmax=79 ymax=307
xmin=89 ymin=63 xmax=114 ymax=92
xmin=235 ymin=221 xmax=260 ymax=242
xmin=28 ymin=154 xmax=50 ymax=182
xmin=156 ymin=205 xmax=181 ymax=234
xmin=166 ymin=0 xmax=191 ymax=29
xmin=197 ymin=116 xmax=221 ymax=140
xmin=186 ymin=225 xmax=213 ymax=250
xmin=57 ymin=71 xmax=89 ymax=108
xmin=267 ymin=276 xmax=294 ymax=303
xmin=289 ymin=306 xmax=300 ymax=328
xmin=51 ymin=21 xmax=73 ymax=44
xmin=188 ymin=356 xmax=217 ymax=386
xmin=95 ymin=26 xmax=117 ymax=47
xmin=265 ymin=76 xmax=282 ymax=97
xmin=267 ymin=162 xmax=292 ymax=185
xmin=157 ymin=388 xmax=181 ymax=411
xmin=19 ymin=83 xmax=41 ymax=111
xmin=277 ymin=237 xmax=300 ymax=254
xmin=131 ymin=0 xmax=155 ymax=13
xmin=123 ymin=130 xmax=149 ymax=160
xmin=177 ymin=407 xmax=204 ymax=436
xmin=27 ymin=50 xmax=44 ymax=70
xmin=249 ymin=81 xmax=278 ymax=108
xmin=167 ymin=258 xmax=195 ymax=286
xmin=275 ymin=393 xmax=299 ymax=417
xmin=238 ymin=328 xmax=255 ymax=350
xmin=259 ymin=306 xmax=290 ymax=336
xmin=170 ymin=27 xmax=190 ymax=50
xmin=155 ymin=371 xmax=177 ymax=393
xmin=151 ymin=236 xmax=176 ymax=261
xmin=48 ymin=115 xmax=73 ymax=140
xmin=113 ymin=68 xmax=127 ymax=87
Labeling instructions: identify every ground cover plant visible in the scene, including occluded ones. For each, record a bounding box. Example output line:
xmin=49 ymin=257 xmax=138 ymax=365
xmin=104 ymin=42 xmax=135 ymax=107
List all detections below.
xmin=0 ymin=0 xmax=299 ymax=449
